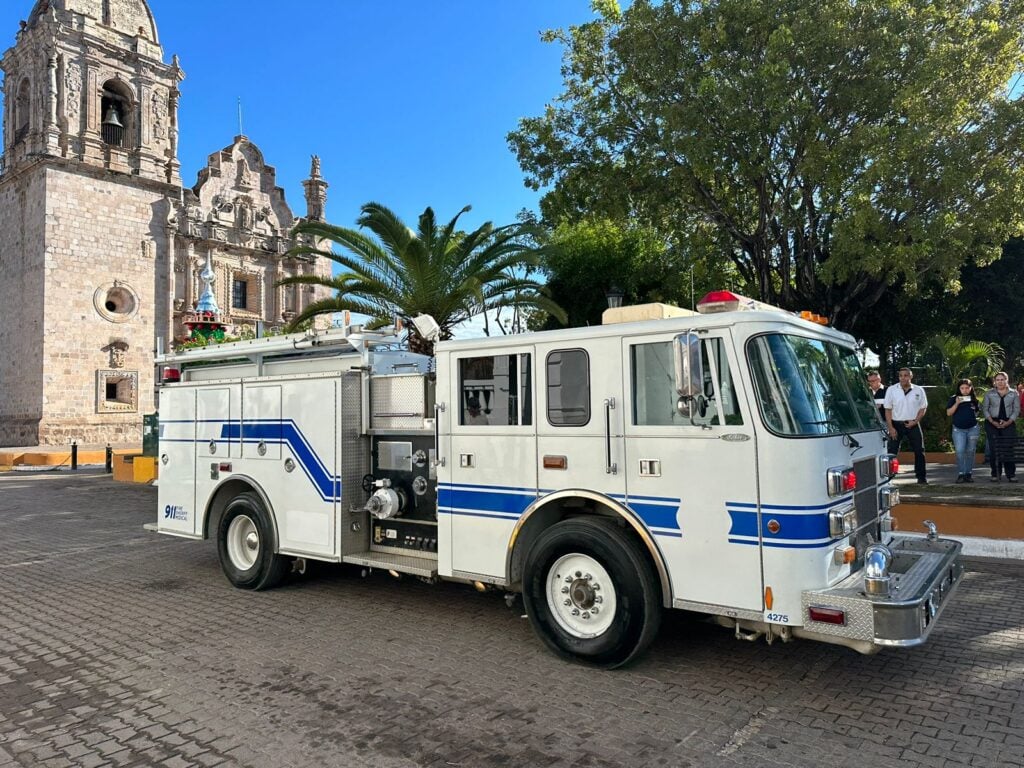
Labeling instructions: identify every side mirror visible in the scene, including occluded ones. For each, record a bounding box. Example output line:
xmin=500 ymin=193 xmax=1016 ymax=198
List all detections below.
xmin=674 ymin=332 xmax=703 ymax=398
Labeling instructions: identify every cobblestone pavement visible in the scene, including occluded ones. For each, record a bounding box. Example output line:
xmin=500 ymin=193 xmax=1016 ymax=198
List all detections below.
xmin=0 ymin=470 xmax=1021 ymax=768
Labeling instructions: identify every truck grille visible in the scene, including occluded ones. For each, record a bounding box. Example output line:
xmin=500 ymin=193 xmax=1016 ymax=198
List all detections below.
xmin=853 ymin=456 xmax=879 ymax=528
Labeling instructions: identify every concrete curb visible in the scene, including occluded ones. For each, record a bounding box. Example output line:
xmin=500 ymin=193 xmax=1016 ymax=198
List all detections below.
xmin=901 ymin=532 xmax=1024 ymax=560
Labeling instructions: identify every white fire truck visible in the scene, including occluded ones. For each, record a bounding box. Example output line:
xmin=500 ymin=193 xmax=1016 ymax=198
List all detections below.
xmin=153 ymin=292 xmax=963 ymax=667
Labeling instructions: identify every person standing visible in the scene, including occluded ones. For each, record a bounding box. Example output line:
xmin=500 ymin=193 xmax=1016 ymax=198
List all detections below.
xmin=945 ymin=379 xmax=980 ymax=484
xmin=981 ymin=372 xmax=1019 ymax=482
xmin=867 ymin=371 xmax=887 ymax=423
xmin=884 ymin=368 xmax=929 ymax=484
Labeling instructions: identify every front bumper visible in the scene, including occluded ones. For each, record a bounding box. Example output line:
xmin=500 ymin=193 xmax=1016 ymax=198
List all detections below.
xmin=796 ymin=535 xmax=964 ymax=653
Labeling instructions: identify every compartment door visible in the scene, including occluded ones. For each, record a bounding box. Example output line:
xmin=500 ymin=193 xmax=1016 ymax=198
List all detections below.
xmin=157 ymin=387 xmax=199 ymax=536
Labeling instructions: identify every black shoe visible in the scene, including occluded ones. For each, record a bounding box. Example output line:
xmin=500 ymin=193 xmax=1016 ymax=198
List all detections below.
xmin=965 ymin=475 xmax=974 ymax=483
xmin=1009 ymin=477 xmax=1018 ymax=484
xmin=955 ymin=475 xmax=965 ymax=484
xmin=917 ymin=479 xmax=928 ymax=485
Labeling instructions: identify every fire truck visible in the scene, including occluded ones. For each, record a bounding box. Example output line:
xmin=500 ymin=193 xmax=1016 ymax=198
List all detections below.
xmin=153 ymin=292 xmax=963 ymax=667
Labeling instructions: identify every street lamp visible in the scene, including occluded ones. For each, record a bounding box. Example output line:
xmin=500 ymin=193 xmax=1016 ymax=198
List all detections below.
xmin=605 ymin=284 xmax=624 ymax=309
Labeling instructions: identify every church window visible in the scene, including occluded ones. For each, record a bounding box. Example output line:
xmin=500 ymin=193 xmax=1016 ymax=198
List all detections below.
xmin=15 ymin=78 xmax=31 ymax=142
xmin=94 ymin=282 xmax=140 ymax=324
xmin=232 ymin=278 xmax=249 ymax=310
xmin=101 ymin=80 xmax=133 ymax=148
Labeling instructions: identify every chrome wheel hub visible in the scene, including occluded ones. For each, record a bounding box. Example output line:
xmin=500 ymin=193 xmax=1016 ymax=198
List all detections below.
xmin=547 ymin=553 xmax=616 ymax=639
xmin=227 ymin=514 xmax=259 ymax=570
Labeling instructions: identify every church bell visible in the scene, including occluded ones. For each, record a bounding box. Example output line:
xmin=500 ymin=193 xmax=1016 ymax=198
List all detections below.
xmin=101 ymin=104 xmax=125 ymax=146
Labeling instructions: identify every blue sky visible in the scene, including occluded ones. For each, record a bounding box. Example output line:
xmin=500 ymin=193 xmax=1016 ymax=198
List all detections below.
xmin=0 ymin=0 xmax=598 ymax=231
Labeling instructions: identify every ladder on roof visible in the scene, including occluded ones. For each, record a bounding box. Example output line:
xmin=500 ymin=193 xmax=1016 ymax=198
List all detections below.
xmin=155 ymin=325 xmax=401 ymax=366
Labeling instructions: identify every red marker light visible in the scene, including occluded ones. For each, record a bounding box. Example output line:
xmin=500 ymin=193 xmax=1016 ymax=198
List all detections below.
xmin=889 ymin=457 xmax=900 ymax=476
xmin=162 ymin=367 xmax=180 ymax=383
xmin=809 ymin=607 xmax=846 ymax=625
xmin=843 ymin=470 xmax=858 ymax=493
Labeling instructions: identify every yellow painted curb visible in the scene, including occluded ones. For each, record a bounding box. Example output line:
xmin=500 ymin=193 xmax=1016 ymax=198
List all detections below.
xmin=899 ymin=501 xmax=1024 ymax=542
xmin=0 ymin=451 xmax=25 ymax=466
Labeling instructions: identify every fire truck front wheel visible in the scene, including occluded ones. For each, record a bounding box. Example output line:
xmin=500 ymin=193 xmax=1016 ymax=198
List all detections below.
xmin=523 ymin=517 xmax=662 ymax=668
xmin=217 ymin=492 xmax=290 ymax=590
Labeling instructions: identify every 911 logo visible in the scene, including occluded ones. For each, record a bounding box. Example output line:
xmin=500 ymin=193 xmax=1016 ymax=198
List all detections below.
xmin=164 ymin=504 xmax=188 ymax=521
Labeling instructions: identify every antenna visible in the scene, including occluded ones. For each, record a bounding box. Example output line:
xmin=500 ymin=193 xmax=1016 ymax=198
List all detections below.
xmin=237 ymin=97 xmax=244 ymax=136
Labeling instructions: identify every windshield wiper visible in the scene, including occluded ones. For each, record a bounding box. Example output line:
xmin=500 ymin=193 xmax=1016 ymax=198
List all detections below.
xmin=800 ymin=420 xmax=862 ymax=451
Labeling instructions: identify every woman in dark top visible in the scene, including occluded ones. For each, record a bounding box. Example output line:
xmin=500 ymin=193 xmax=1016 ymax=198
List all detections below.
xmin=946 ymin=379 xmax=980 ymax=484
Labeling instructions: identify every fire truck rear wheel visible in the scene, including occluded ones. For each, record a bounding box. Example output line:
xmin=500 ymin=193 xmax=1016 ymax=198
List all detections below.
xmin=217 ymin=492 xmax=289 ymax=590
xmin=523 ymin=517 xmax=662 ymax=668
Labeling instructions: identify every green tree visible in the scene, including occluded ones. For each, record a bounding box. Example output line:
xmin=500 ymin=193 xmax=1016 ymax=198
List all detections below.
xmin=534 ymin=218 xmax=739 ymax=328
xmin=925 ymin=334 xmax=1004 ymax=386
xmin=281 ymin=203 xmax=565 ymax=355
xmin=509 ymin=0 xmax=1024 ymax=330
xmin=949 ymin=238 xmax=1024 ymax=381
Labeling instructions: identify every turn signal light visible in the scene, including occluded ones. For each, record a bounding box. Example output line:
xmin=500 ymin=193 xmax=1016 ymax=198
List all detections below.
xmin=833 ymin=546 xmax=856 ymax=565
xmin=809 ymin=607 xmax=846 ymax=625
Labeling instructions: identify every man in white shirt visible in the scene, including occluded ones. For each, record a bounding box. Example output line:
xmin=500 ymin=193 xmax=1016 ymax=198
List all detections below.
xmin=884 ymin=367 xmax=929 ymax=484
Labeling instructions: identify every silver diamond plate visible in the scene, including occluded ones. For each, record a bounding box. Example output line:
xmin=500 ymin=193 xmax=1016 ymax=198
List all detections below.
xmin=370 ymin=375 xmax=432 ymax=430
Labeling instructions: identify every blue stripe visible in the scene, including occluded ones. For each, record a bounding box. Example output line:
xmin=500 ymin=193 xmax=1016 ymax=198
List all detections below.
xmin=729 ymin=538 xmax=835 ymax=549
xmin=220 ymin=421 xmax=340 ymax=501
xmin=628 ymin=502 xmax=680 ymax=530
xmin=727 ymin=498 xmax=852 ymax=511
xmin=439 ymin=483 xmax=681 ymax=535
xmin=727 ymin=509 xmax=831 ymax=540
xmin=438 ymin=487 xmax=535 ymax=516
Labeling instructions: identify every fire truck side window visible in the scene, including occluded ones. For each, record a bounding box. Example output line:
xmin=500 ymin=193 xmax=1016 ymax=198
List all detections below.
xmin=546 ymin=349 xmax=591 ymax=426
xmin=631 ymin=338 xmax=743 ymax=427
xmin=458 ymin=354 xmax=532 ymax=426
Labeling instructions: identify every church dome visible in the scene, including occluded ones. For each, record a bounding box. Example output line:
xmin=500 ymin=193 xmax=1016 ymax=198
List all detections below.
xmin=28 ymin=0 xmax=159 ymax=43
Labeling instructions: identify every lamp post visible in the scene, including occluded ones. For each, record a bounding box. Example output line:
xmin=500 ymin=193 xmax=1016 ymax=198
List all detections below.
xmin=605 ymin=284 xmax=625 ymax=309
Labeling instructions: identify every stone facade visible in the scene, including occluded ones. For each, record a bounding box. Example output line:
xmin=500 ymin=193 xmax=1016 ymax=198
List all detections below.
xmin=0 ymin=0 xmax=332 ymax=446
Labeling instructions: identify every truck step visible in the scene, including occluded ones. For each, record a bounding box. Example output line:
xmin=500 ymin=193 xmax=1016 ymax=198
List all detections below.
xmin=343 ymin=550 xmax=438 ymax=578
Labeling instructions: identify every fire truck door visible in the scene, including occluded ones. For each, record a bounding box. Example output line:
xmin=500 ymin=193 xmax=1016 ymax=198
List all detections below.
xmin=446 ymin=347 xmax=538 ymax=578
xmin=621 ymin=331 xmax=762 ymax=612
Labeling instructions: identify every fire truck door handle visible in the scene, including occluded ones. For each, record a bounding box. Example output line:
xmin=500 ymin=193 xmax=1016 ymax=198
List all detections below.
xmin=433 ymin=402 xmax=446 ymax=467
xmin=604 ymin=398 xmax=617 ymax=475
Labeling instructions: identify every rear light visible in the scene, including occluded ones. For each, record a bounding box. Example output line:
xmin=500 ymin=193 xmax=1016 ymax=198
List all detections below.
xmin=827 ymin=466 xmax=857 ymax=497
xmin=879 ymin=454 xmax=899 ymax=478
xmin=808 ymin=606 xmax=846 ymax=625
xmin=162 ymin=366 xmax=180 ymax=383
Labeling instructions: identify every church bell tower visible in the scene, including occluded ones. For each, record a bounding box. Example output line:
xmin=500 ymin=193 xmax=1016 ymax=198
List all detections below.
xmin=0 ymin=0 xmax=184 ymax=446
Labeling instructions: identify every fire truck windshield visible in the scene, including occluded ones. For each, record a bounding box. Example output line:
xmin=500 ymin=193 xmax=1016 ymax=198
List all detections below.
xmin=747 ymin=333 xmax=879 ymax=437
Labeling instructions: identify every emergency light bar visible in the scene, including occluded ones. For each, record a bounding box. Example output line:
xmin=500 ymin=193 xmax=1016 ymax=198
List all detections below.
xmin=696 ymin=290 xmax=830 ymax=325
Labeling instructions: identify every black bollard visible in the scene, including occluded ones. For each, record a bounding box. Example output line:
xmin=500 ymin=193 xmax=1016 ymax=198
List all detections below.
xmin=71 ymin=440 xmax=78 ymax=471
xmin=105 ymin=444 xmax=113 ymax=474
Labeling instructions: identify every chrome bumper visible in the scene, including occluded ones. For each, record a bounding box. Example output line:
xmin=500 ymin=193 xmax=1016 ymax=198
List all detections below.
xmin=797 ymin=535 xmax=964 ymax=652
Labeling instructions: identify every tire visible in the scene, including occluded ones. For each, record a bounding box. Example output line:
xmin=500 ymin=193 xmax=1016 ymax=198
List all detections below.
xmin=217 ymin=491 xmax=289 ymax=591
xmin=523 ymin=516 xmax=662 ymax=668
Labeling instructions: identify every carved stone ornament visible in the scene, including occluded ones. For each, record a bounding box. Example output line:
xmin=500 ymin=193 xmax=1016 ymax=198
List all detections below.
xmin=103 ymin=340 xmax=130 ymax=369
xmin=151 ymin=89 xmax=167 ymax=139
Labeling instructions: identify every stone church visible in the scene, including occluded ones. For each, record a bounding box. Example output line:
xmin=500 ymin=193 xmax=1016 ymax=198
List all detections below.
xmin=0 ymin=0 xmax=333 ymax=447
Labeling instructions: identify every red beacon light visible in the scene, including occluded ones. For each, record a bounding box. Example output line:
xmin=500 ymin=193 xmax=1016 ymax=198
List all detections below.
xmin=696 ymin=291 xmax=787 ymax=315
xmin=162 ymin=366 xmax=181 ymax=384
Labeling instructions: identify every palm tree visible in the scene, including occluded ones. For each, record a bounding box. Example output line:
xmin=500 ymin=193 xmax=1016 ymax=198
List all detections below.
xmin=280 ymin=203 xmax=566 ymax=355
xmin=927 ymin=334 xmax=1005 ymax=385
